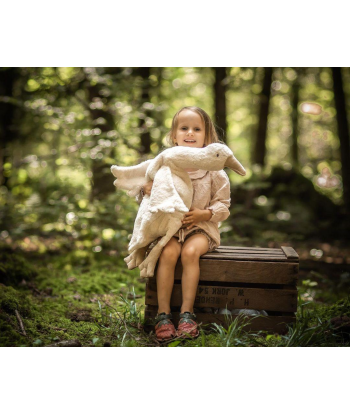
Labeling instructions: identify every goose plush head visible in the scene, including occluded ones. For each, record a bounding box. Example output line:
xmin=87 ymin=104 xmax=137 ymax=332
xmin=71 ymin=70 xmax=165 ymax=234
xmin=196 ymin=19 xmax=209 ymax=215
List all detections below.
xmin=111 ymin=142 xmax=246 ymax=197
xmin=162 ymin=143 xmax=246 ymax=176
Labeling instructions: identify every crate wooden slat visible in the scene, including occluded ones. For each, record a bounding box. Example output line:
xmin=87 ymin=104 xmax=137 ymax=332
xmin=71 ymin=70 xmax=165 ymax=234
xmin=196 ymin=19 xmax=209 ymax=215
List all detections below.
xmin=201 ymin=253 xmax=291 ymax=262
xmin=174 ymin=260 xmax=298 ymax=285
xmin=146 ymin=280 xmax=297 ymax=312
xmin=215 ymin=250 xmax=285 ymax=257
xmin=216 ymin=249 xmax=284 ymax=255
xmin=145 ymin=245 xmax=299 ymax=334
xmin=218 ymin=246 xmax=282 ymax=252
xmin=214 ymin=246 xmax=299 ymax=262
xmin=280 ymin=246 xmax=299 ymax=260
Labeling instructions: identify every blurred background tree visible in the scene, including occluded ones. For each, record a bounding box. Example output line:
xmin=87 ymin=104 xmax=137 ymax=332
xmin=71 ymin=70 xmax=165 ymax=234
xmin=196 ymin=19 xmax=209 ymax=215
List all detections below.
xmin=1 ymin=67 xmax=350 ymax=260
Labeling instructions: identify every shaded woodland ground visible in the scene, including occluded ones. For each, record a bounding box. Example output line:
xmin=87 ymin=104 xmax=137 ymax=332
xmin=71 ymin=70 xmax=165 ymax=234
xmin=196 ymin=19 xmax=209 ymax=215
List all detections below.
xmin=1 ymin=165 xmax=350 ymax=347
xmin=1 ymin=67 xmax=350 ymax=346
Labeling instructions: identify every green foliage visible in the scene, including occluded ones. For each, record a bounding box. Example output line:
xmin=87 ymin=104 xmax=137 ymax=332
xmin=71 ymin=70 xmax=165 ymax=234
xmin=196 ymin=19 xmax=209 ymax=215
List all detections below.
xmin=1 ymin=66 xmax=349 ymax=262
xmin=1 ymin=181 xmax=136 ymax=257
xmin=211 ymin=314 xmax=253 ymax=347
xmin=278 ymin=313 xmax=338 ymax=347
xmin=168 ymin=340 xmax=181 ymax=347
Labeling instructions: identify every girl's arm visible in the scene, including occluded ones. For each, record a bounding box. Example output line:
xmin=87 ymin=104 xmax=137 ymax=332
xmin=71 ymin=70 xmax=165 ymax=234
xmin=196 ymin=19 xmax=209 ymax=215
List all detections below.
xmin=207 ymin=170 xmax=231 ymax=223
xmin=135 ymin=180 xmax=153 ymax=205
xmin=182 ymin=171 xmax=231 ymax=229
xmin=135 ymin=189 xmax=144 ymax=205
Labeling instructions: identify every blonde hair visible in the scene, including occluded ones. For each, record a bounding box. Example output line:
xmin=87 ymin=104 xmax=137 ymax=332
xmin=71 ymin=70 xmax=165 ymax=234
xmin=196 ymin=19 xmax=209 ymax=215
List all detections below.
xmin=165 ymin=106 xmax=224 ymax=147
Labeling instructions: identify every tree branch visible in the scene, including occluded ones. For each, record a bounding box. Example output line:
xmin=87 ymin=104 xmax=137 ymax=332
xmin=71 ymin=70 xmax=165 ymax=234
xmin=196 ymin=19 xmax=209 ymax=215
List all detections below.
xmin=15 ymin=310 xmax=27 ymax=336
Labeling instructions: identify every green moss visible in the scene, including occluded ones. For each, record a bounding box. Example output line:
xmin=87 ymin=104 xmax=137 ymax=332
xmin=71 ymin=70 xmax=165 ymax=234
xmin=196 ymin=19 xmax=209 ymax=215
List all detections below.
xmin=0 ymin=252 xmax=148 ymax=347
xmin=0 ymin=251 xmax=37 ymax=286
xmin=0 ymin=314 xmax=27 ymax=346
xmin=1 ymin=297 xmax=19 ymax=314
xmin=0 ymin=285 xmax=33 ymax=316
xmin=317 ymin=297 xmax=350 ymax=321
xmin=0 ymin=285 xmax=37 ymax=346
xmin=1 ymin=250 xmax=349 ymax=347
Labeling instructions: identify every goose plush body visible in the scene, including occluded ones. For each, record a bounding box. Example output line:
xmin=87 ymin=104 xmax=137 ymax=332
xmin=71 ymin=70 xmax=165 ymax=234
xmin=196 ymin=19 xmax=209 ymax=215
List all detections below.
xmin=111 ymin=143 xmax=246 ymax=278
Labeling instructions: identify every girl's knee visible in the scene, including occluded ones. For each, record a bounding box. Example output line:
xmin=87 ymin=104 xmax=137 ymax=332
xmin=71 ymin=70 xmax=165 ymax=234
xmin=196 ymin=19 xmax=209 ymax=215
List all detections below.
xmin=159 ymin=241 xmax=181 ymax=264
xmin=181 ymin=246 xmax=200 ymax=264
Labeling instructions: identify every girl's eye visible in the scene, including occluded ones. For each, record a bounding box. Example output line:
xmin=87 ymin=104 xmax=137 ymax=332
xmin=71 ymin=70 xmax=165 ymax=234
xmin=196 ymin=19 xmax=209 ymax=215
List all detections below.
xmin=181 ymin=127 xmax=187 ymax=130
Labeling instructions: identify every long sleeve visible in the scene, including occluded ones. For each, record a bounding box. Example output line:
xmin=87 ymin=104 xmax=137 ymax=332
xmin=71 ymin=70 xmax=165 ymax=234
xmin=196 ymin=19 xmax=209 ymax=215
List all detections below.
xmin=207 ymin=170 xmax=231 ymax=223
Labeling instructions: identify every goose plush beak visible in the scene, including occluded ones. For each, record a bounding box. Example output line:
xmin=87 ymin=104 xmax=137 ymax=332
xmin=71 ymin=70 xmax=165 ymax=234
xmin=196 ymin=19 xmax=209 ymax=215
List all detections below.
xmin=224 ymin=154 xmax=246 ymax=176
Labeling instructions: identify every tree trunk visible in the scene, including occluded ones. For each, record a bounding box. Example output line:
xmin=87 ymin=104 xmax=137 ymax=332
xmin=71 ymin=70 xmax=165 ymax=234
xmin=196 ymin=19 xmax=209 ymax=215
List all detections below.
xmin=291 ymin=68 xmax=303 ymax=168
xmin=152 ymin=67 xmax=165 ymax=149
xmin=253 ymin=67 xmax=273 ymax=167
xmin=214 ymin=67 xmax=228 ymax=143
xmin=137 ymin=67 xmax=152 ymax=155
xmin=331 ymin=67 xmax=350 ymax=213
xmin=0 ymin=68 xmax=18 ymax=187
xmin=87 ymin=70 xmax=120 ymax=201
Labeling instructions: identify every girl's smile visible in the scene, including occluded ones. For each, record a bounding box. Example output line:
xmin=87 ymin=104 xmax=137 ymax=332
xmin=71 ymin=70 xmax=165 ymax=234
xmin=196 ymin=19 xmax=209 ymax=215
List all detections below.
xmin=174 ymin=109 xmax=206 ymax=149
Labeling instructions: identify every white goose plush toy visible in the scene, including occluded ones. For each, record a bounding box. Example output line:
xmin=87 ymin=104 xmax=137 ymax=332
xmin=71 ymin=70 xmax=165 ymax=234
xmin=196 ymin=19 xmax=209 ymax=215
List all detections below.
xmin=111 ymin=143 xmax=246 ymax=278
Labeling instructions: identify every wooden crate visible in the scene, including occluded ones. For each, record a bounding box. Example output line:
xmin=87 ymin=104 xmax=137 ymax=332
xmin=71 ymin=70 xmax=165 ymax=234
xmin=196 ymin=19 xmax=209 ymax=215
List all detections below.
xmin=144 ymin=245 xmax=299 ymax=334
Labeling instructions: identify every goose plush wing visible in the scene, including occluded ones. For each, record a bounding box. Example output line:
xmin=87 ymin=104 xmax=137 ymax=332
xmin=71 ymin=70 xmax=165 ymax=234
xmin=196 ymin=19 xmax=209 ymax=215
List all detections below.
xmin=148 ymin=165 xmax=188 ymax=213
xmin=111 ymin=159 xmax=152 ymax=197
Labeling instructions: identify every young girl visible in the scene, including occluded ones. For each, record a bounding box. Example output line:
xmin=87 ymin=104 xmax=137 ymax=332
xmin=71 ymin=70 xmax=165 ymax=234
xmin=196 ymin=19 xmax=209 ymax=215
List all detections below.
xmin=138 ymin=106 xmax=231 ymax=341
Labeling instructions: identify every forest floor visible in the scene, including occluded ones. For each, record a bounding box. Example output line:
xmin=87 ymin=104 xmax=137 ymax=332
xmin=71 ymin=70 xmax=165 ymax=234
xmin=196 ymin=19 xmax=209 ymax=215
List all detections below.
xmin=1 ymin=238 xmax=350 ymax=347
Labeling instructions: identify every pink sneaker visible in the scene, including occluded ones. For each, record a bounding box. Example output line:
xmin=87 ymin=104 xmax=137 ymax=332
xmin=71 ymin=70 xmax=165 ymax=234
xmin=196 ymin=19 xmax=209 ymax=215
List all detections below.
xmin=177 ymin=312 xmax=199 ymax=338
xmin=155 ymin=313 xmax=176 ymax=341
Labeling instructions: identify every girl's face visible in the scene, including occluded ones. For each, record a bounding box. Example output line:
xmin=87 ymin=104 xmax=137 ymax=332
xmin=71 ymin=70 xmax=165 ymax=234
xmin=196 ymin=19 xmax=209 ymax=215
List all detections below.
xmin=174 ymin=110 xmax=205 ymax=148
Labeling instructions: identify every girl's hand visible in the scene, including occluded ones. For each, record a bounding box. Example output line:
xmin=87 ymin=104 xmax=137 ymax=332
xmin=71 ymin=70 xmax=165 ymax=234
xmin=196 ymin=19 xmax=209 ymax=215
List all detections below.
xmin=181 ymin=207 xmax=213 ymax=230
xmin=143 ymin=180 xmax=153 ymax=196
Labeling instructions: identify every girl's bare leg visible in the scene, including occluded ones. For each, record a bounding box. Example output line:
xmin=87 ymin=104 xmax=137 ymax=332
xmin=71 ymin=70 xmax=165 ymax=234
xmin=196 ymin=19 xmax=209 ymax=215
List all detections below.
xmin=180 ymin=234 xmax=209 ymax=313
xmin=156 ymin=237 xmax=182 ymax=314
